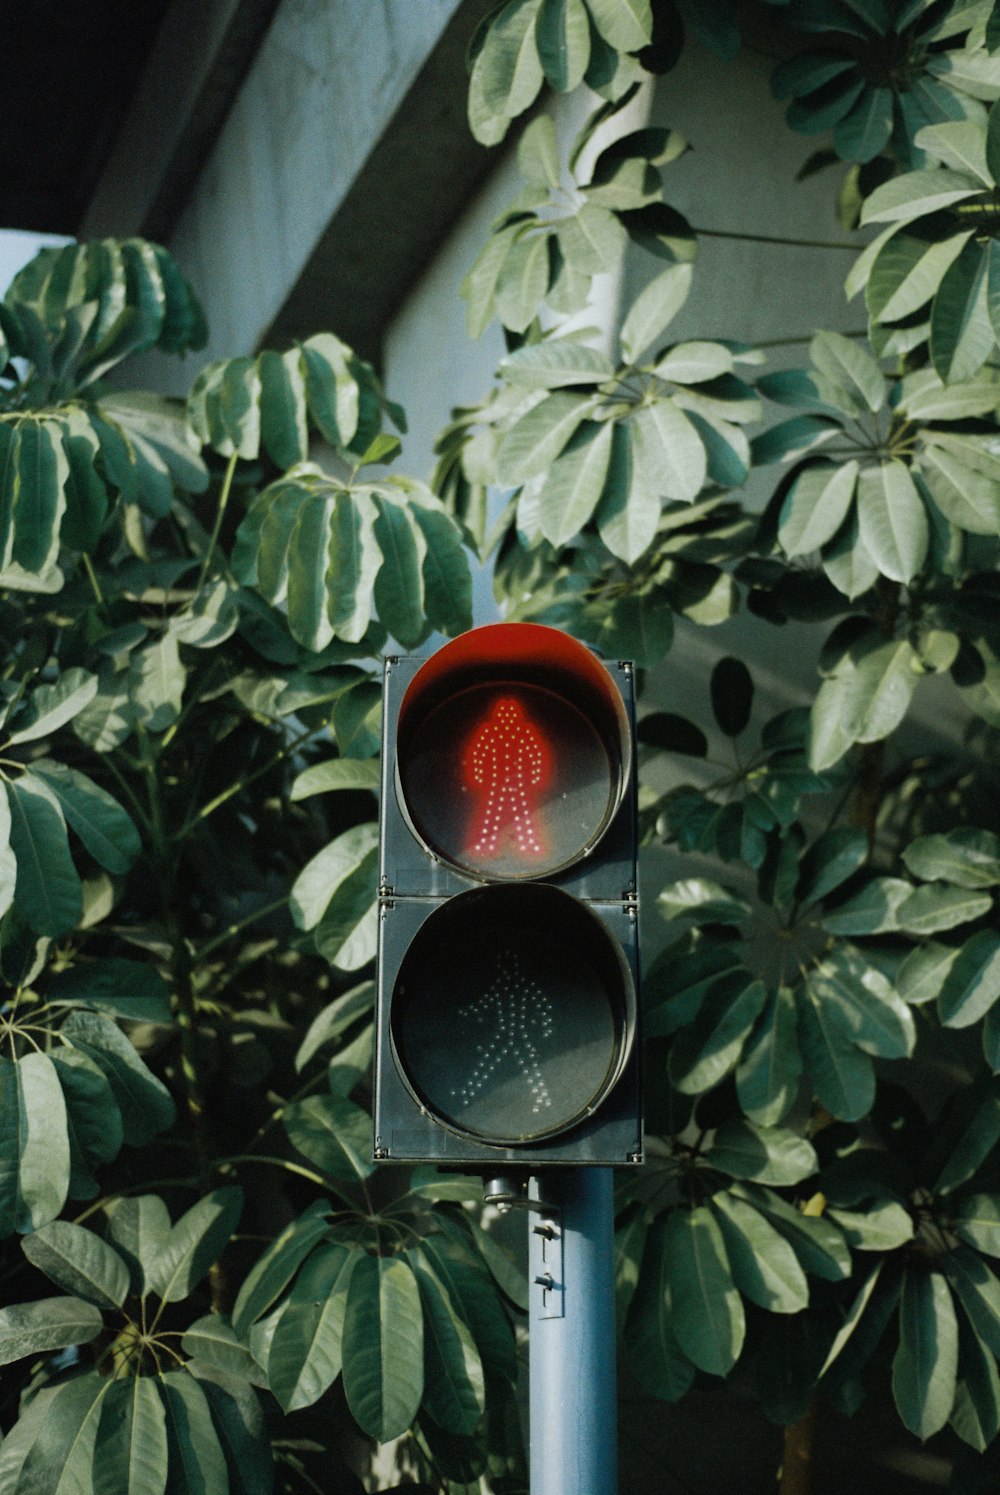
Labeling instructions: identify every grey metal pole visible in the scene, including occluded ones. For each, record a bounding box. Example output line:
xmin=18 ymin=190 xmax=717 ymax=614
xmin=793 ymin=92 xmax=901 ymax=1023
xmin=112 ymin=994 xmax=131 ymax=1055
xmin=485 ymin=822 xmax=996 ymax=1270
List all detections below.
xmin=528 ymin=1169 xmax=618 ymax=1495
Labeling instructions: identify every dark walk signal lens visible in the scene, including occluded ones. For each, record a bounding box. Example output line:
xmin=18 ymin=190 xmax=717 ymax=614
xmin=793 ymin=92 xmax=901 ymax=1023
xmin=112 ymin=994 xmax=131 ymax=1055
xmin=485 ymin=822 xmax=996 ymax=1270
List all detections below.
xmin=395 ymin=622 xmax=631 ymax=882
xmin=389 ymin=884 xmax=635 ymax=1145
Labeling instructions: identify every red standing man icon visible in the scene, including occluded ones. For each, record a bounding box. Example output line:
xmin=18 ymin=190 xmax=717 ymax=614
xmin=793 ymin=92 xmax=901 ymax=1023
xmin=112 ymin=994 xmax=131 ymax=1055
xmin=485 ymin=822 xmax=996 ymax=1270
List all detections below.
xmin=464 ymin=696 xmax=552 ymax=860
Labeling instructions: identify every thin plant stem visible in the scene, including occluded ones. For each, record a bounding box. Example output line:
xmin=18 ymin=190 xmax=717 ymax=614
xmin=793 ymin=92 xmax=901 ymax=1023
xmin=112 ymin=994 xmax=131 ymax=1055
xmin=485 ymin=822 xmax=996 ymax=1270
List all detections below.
xmin=196 ymin=452 xmax=238 ymax=593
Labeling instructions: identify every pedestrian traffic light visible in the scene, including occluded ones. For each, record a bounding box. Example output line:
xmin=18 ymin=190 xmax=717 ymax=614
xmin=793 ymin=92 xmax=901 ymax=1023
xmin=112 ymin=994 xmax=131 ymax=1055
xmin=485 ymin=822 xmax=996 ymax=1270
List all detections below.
xmin=374 ymin=622 xmax=641 ymax=1167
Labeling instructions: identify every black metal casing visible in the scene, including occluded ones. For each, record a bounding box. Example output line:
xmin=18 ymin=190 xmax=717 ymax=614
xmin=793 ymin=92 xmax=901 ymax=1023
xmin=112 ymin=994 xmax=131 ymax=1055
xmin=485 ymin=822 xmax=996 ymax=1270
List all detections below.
xmin=374 ymin=642 xmax=642 ymax=1168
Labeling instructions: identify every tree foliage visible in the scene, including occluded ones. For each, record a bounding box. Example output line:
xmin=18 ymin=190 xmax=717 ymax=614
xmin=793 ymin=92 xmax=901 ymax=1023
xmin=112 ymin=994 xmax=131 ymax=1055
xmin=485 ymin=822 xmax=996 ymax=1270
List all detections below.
xmin=4 ymin=1 xmax=1000 ymax=1491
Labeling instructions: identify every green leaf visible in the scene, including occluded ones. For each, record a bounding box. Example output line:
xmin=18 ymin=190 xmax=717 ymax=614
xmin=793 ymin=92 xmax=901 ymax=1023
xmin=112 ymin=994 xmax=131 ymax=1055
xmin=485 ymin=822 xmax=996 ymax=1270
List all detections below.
xmin=931 ymin=239 xmax=993 ymax=383
xmin=735 ymin=986 xmax=803 ymax=1126
xmin=896 ymin=883 xmax=993 ymax=935
xmin=60 ymin=1011 xmax=176 ymax=1147
xmin=538 ymin=418 xmax=614 ymax=544
xmin=856 ymin=461 xmax=928 ymax=584
xmin=586 ymin=0 xmax=653 ymax=51
xmin=0 ymin=779 xmax=14 ymax=921
xmin=47 ymin=958 xmax=172 ymax=1025
xmin=778 ymin=461 xmax=858 ymax=557
xmin=834 ymin=84 xmax=893 ymax=163
xmin=371 ymin=492 xmax=426 ymax=647
xmin=159 ymin=1371 xmax=230 ymax=1495
xmin=734 ymin=1182 xmax=851 ymax=1281
xmin=918 ymin=443 xmax=1000 ymax=534
xmin=811 ymin=331 xmax=885 ymax=413
xmin=951 ymin=1302 xmax=1000 ymax=1452
xmin=496 ymin=230 xmax=551 ymax=332
xmin=30 ymin=761 xmax=141 ymax=874
xmin=290 ymin=758 xmax=380 ymax=801
xmin=668 ymin=972 xmax=767 ymax=1095
xmin=893 ymin=1269 xmax=959 ymax=1441
xmin=231 ymin=1200 xmax=333 ymax=1335
xmin=266 ymin=1243 xmax=357 ymax=1411
xmin=631 ymin=399 xmax=705 ymax=504
xmin=181 ymin=1314 xmax=264 ymax=1387
xmin=808 ymin=634 xmax=918 ymax=771
xmin=7 ymin=775 xmax=82 ymax=937
xmin=7 ymin=668 xmax=98 ymax=746
xmin=300 ymin=333 xmax=359 ymax=449
xmin=799 ymin=986 xmax=875 ymax=1121
xmin=21 ymin=1221 xmax=129 ymax=1309
xmin=409 ymin=1248 xmax=486 ymax=1434
xmin=752 ymin=415 xmax=838 ymax=467
xmin=706 ymin=1121 xmax=817 ymax=1186
xmin=1 ymin=1052 xmax=70 ymax=1233
xmin=916 ymin=121 xmax=992 ymax=184
xmin=937 ymin=932 xmax=1000 ymax=1028
xmin=537 ymin=0 xmax=591 ymax=90
xmin=94 ymin=1374 xmax=168 ymax=1495
xmin=51 ymin=1048 xmax=124 ymax=1199
xmin=820 ymin=876 xmax=911 ymax=937
xmin=290 ymin=822 xmax=379 ymax=932
xmin=9 ymin=419 xmax=68 ymax=575
xmin=104 ymin=1195 xmax=172 ymax=1296
xmin=711 ymin=655 xmax=753 ymax=736
xmin=860 ymin=168 xmax=983 ymax=227
xmin=409 ymin=495 xmax=473 ymax=637
xmin=341 ymin=1253 xmax=424 ymax=1441
xmin=284 ymin=1092 xmax=375 ymax=1182
xmin=256 ymin=349 xmax=308 ymax=469
xmin=946 ymin=1246 xmax=1000 ymax=1359
xmin=501 ymin=340 xmax=614 ymax=388
xmin=620 ymin=265 xmax=693 ymax=363
xmin=497 ymin=391 xmax=596 ymax=483
xmin=148 ymin=1187 xmax=243 ymax=1304
xmin=826 ymin=1199 xmax=914 ymax=1251
xmin=0 ymin=1295 xmax=103 ymax=1366
xmin=6 ymin=1375 xmax=113 ymax=1495
xmin=664 ymin=1206 xmax=744 ymax=1376
xmin=904 ymin=829 xmax=1000 ymax=888
xmin=814 ymin=945 xmax=915 ymax=1065
xmin=621 ymin=1218 xmax=692 ymax=1399
xmin=797 ymin=826 xmax=870 ymax=906
xmin=555 ymin=204 xmax=627 ymax=276
xmin=594 ymin=420 xmax=659 ymax=562
xmin=658 ymin=878 xmax=751 ymax=925
xmin=419 ymin=1230 xmax=518 ymax=1387
xmin=709 ymin=1191 xmax=809 ymax=1314
xmin=129 ymin=634 xmax=185 ymax=732
xmin=956 ymin=1195 xmax=1000 ymax=1257
xmin=899 ymin=941 xmax=960 ymax=1006
xmin=197 ymin=1372 xmax=272 ymax=1495
xmin=935 ymin=1088 xmax=1000 ymax=1196
xmin=868 ymin=229 xmax=973 ymax=325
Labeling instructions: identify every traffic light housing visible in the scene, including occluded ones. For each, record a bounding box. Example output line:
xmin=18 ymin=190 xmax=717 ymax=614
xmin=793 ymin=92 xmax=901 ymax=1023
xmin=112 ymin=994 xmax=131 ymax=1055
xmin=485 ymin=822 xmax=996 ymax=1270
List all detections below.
xmin=374 ymin=622 xmax=641 ymax=1167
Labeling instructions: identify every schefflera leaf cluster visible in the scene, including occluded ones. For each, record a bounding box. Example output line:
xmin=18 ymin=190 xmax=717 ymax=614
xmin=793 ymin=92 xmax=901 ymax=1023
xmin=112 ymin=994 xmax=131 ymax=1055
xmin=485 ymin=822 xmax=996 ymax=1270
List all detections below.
xmin=769 ymin=0 xmax=992 ymax=166
xmin=857 ymin=103 xmax=1000 ymax=380
xmin=806 ymin=1080 xmax=1000 ymax=1453
xmin=618 ymin=1118 xmax=853 ymax=1393
xmin=230 ymin=1192 xmax=517 ymax=1452
xmin=191 ymin=337 xmax=473 ymax=652
xmin=466 ymin=0 xmax=656 ymax=146
xmin=463 ymin=105 xmax=696 ymax=339
xmin=0 ymin=1192 xmax=276 ymax=1495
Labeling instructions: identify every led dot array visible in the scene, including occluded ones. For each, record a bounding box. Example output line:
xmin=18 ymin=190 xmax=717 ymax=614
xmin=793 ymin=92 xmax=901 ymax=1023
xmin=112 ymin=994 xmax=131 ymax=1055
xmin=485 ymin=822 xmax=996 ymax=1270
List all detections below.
xmin=451 ymin=949 xmax=555 ymax=1115
xmin=466 ymin=696 xmax=546 ymax=858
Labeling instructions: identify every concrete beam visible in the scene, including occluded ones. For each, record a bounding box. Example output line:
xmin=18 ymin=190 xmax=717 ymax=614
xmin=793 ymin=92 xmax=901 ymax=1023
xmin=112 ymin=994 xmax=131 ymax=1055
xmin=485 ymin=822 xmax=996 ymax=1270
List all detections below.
xmin=80 ymin=0 xmax=283 ymax=243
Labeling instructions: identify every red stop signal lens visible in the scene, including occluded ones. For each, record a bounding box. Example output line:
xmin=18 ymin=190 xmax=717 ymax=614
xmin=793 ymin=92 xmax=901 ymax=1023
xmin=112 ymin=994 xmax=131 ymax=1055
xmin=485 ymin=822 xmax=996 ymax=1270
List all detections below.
xmin=395 ymin=623 xmax=631 ymax=881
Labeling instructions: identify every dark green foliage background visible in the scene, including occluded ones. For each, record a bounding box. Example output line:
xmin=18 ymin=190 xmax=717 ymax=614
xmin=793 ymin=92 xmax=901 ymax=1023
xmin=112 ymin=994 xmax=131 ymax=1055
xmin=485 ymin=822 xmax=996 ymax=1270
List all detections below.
xmin=4 ymin=2 xmax=1000 ymax=1491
